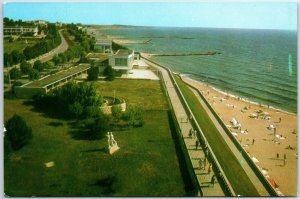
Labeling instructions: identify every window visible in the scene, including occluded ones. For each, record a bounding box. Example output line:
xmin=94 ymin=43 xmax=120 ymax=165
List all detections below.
xmin=115 ymin=58 xmax=127 ymax=66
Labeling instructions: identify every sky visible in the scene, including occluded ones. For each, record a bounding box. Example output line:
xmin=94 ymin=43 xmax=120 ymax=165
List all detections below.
xmin=3 ymin=1 xmax=298 ymax=30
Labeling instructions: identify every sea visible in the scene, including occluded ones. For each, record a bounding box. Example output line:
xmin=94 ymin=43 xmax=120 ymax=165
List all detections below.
xmin=97 ymin=26 xmax=297 ymax=113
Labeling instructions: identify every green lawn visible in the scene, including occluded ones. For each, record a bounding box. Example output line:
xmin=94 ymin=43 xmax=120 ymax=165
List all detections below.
xmin=4 ymin=79 xmax=189 ymax=196
xmin=4 ymin=39 xmax=39 ymax=54
xmin=94 ymin=79 xmax=169 ymax=111
xmin=174 ymin=75 xmax=260 ymax=196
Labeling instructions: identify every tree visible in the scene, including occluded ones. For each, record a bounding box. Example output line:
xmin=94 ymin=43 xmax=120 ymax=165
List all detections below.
xmin=44 ymin=61 xmax=55 ymax=69
xmin=20 ymin=61 xmax=32 ymax=74
xmin=103 ymin=65 xmax=116 ymax=81
xmin=112 ymin=105 xmax=122 ymax=121
xmin=85 ymin=112 xmax=110 ymax=139
xmin=33 ymin=60 xmax=44 ymax=72
xmin=11 ymin=50 xmax=25 ymax=65
xmin=5 ymin=114 xmax=32 ymax=150
xmin=9 ymin=68 xmax=21 ymax=79
xmin=87 ymin=66 xmax=99 ymax=81
xmin=28 ymin=69 xmax=40 ymax=80
xmin=69 ymin=101 xmax=83 ymax=118
xmin=4 ymin=53 xmax=13 ymax=67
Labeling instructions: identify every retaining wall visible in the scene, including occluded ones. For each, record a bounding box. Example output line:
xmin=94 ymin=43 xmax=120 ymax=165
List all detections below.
xmin=183 ymin=80 xmax=278 ymax=196
xmin=157 ymin=70 xmax=202 ymax=196
xmin=142 ymin=56 xmax=278 ymax=196
xmin=142 ymin=56 xmax=237 ymax=196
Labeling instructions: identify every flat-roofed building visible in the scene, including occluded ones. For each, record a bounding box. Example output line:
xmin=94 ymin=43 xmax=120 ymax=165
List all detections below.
xmin=14 ymin=64 xmax=91 ymax=98
xmin=109 ymin=49 xmax=134 ymax=71
xmin=95 ymin=39 xmax=112 ymax=53
xmin=4 ymin=27 xmax=38 ymax=36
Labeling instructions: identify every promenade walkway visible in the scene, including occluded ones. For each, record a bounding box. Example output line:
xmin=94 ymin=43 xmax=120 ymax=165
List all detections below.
xmin=188 ymin=86 xmax=270 ymax=196
xmin=143 ymin=59 xmax=225 ymax=196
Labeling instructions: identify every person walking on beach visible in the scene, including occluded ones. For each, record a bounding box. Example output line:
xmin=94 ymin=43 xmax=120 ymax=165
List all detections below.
xmin=276 ymin=153 xmax=279 ymax=159
xmin=189 ymin=128 xmax=193 ymax=138
xmin=198 ymin=158 xmax=203 ymax=170
xmin=203 ymin=157 xmax=207 ymax=169
xmin=279 ymin=117 xmax=282 ymax=123
xmin=283 ymin=154 xmax=287 ymax=166
xmin=211 ymin=175 xmax=216 ymax=187
xmin=208 ymin=164 xmax=212 ymax=174
xmin=195 ymin=140 xmax=199 ymax=150
xmin=252 ymin=139 xmax=255 ymax=145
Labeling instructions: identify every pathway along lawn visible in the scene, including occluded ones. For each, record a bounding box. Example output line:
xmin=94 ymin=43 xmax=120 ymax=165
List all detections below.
xmin=174 ymin=75 xmax=259 ymax=196
xmin=4 ymin=79 xmax=189 ymax=196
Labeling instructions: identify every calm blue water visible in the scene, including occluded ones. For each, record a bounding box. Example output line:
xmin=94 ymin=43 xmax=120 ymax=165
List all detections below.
xmin=99 ymin=27 xmax=297 ymax=113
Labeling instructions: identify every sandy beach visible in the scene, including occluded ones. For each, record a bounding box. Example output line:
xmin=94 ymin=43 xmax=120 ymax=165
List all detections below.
xmin=181 ymin=76 xmax=297 ymax=196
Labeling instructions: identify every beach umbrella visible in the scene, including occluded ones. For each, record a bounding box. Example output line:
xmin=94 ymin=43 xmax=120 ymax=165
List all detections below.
xmin=268 ymin=178 xmax=279 ymax=188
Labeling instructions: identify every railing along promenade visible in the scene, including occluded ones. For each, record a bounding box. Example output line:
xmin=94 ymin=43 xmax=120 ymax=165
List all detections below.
xmin=156 ymin=69 xmax=203 ymax=196
xmin=181 ymin=79 xmax=279 ymax=196
xmin=143 ymin=56 xmax=278 ymax=196
xmin=142 ymin=56 xmax=235 ymax=196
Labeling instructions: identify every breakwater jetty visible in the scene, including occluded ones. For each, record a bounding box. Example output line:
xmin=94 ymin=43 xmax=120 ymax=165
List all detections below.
xmin=150 ymin=52 xmax=221 ymax=57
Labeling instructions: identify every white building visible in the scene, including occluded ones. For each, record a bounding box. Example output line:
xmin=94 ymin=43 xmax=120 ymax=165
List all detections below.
xmin=109 ymin=49 xmax=134 ymax=71
xmin=4 ymin=27 xmax=38 ymax=36
xmin=95 ymin=39 xmax=112 ymax=53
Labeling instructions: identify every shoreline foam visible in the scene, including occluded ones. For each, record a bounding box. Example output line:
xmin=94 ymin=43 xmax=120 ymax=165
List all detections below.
xmin=179 ymin=73 xmax=297 ymax=115
xmin=180 ymin=74 xmax=298 ymax=196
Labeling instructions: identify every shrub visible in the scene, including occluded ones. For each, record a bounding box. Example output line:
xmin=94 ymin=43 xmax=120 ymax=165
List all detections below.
xmin=28 ymin=69 xmax=40 ymax=80
xmin=44 ymin=61 xmax=55 ymax=69
xmin=111 ymin=105 xmax=122 ymax=120
xmin=85 ymin=112 xmax=110 ymax=139
xmin=9 ymin=68 xmax=21 ymax=79
xmin=87 ymin=66 xmax=99 ymax=81
xmin=20 ymin=61 xmax=32 ymax=74
xmin=33 ymin=60 xmax=44 ymax=72
xmin=122 ymin=107 xmax=144 ymax=127
xmin=103 ymin=65 xmax=115 ymax=81
xmin=69 ymin=101 xmax=83 ymax=118
xmin=84 ymin=105 xmax=101 ymax=118
xmin=5 ymin=114 xmax=32 ymax=150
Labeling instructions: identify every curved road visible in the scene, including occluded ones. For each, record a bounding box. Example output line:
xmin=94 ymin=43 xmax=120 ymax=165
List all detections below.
xmin=29 ymin=30 xmax=69 ymax=64
xmin=4 ymin=30 xmax=69 ymax=73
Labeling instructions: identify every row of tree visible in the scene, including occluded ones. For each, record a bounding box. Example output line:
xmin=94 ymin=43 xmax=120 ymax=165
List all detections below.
xmin=9 ymin=60 xmax=55 ymax=80
xmin=23 ymin=23 xmax=61 ymax=60
xmin=4 ymin=23 xmax=61 ymax=67
xmin=51 ymin=25 xmax=95 ymax=66
xmin=4 ymin=17 xmax=35 ymax=27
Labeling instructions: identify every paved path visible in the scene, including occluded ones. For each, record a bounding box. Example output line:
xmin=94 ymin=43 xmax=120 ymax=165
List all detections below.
xmin=143 ymin=59 xmax=225 ymax=196
xmin=4 ymin=30 xmax=69 ymax=73
xmin=30 ymin=30 xmax=69 ymax=64
xmin=187 ymin=82 xmax=270 ymax=196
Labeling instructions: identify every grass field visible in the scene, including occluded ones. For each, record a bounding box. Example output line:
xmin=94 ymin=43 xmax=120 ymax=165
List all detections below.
xmin=174 ymin=75 xmax=259 ymax=196
xmin=4 ymin=39 xmax=39 ymax=54
xmin=4 ymin=79 xmax=190 ymax=196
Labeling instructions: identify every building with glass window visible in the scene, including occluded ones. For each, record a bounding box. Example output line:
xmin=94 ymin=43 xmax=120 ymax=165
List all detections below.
xmin=94 ymin=39 xmax=112 ymax=53
xmin=109 ymin=49 xmax=134 ymax=71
